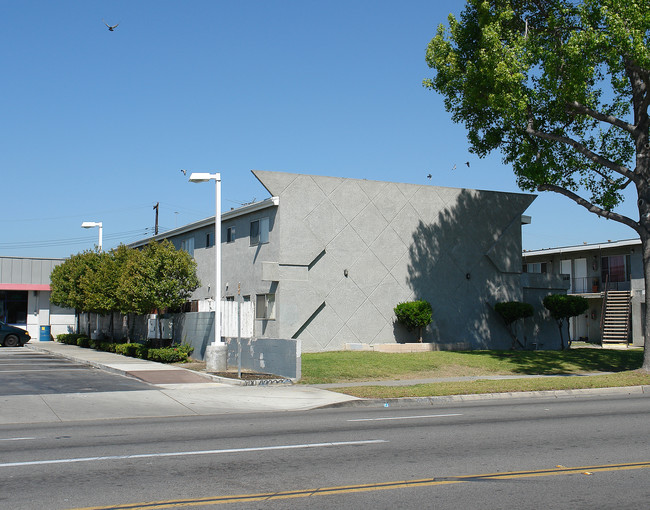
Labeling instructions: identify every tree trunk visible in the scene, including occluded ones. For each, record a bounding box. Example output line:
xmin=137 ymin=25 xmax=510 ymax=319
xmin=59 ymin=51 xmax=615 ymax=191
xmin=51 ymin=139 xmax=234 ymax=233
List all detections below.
xmin=641 ymin=233 xmax=650 ymax=370
xmin=557 ymin=320 xmax=565 ymax=351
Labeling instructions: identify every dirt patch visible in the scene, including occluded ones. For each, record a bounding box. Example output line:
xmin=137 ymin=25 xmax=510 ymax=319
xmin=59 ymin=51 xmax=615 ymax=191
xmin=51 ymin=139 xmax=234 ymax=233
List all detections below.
xmin=211 ymin=371 xmax=288 ymax=381
xmin=173 ymin=360 xmax=287 ymax=381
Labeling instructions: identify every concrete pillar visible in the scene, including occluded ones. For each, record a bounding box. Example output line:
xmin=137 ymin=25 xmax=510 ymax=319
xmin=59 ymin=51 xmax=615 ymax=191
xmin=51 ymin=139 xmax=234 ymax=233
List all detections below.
xmin=205 ymin=342 xmax=228 ymax=372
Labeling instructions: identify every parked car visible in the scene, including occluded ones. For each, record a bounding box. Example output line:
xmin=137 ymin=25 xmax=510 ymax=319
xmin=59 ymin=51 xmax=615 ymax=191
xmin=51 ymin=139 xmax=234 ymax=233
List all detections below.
xmin=0 ymin=321 xmax=31 ymax=347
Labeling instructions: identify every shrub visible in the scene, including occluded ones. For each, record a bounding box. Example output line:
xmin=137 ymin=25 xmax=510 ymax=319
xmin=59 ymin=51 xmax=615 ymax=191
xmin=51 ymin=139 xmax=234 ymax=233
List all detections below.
xmin=494 ymin=301 xmax=534 ymax=349
xmin=543 ymin=294 xmax=589 ymax=349
xmin=57 ymin=333 xmax=87 ymax=345
xmin=494 ymin=301 xmax=534 ymax=325
xmin=147 ymin=346 xmax=189 ymax=363
xmin=76 ymin=337 xmax=90 ymax=348
xmin=394 ymin=300 xmax=433 ymax=342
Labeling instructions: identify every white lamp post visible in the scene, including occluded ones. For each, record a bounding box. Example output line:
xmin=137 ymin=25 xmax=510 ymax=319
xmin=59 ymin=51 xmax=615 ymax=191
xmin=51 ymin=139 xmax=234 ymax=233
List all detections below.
xmin=81 ymin=221 xmax=103 ymax=252
xmin=188 ymin=172 xmax=227 ymax=372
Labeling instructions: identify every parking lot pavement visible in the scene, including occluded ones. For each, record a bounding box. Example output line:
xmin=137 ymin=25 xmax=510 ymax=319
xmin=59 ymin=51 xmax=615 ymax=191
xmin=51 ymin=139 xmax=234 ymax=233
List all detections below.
xmin=0 ymin=347 xmax=153 ymax=396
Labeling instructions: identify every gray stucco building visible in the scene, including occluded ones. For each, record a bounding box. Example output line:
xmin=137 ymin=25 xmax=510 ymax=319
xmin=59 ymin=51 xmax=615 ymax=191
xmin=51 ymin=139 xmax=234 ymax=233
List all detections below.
xmin=136 ymin=170 xmax=537 ymax=352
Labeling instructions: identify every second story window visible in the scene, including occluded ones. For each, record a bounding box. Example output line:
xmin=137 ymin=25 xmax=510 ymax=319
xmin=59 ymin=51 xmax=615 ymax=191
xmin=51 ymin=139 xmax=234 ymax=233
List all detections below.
xmin=250 ymin=217 xmax=269 ymax=246
xmin=180 ymin=236 xmax=195 ymax=257
xmin=227 ymin=226 xmax=236 ymax=243
xmin=523 ymin=262 xmax=547 ymax=273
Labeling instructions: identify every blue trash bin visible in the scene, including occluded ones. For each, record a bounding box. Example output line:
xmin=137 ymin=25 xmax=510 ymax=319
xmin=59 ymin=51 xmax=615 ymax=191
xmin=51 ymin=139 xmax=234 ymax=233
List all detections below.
xmin=39 ymin=325 xmax=51 ymax=342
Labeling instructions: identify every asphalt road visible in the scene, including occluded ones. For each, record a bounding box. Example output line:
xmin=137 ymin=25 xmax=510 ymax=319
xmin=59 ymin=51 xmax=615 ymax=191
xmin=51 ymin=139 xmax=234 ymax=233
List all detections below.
xmin=3 ymin=394 xmax=650 ymax=509
xmin=0 ymin=346 xmax=152 ymax=395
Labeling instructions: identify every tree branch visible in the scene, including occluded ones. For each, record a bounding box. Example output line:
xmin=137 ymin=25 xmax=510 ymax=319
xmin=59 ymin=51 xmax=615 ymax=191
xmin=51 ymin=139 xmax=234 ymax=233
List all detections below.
xmin=537 ymin=183 xmax=640 ymax=232
xmin=526 ymin=120 xmax=637 ymax=182
xmin=567 ymin=101 xmax=638 ymax=135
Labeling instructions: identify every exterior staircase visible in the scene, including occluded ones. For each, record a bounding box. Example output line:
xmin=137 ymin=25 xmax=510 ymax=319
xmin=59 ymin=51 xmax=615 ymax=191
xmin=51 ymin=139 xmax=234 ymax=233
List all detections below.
xmin=601 ymin=290 xmax=632 ymax=346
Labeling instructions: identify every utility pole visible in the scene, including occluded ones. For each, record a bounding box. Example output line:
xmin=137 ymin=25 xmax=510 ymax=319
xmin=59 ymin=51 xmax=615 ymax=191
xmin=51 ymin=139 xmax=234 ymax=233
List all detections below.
xmin=153 ymin=202 xmax=159 ymax=235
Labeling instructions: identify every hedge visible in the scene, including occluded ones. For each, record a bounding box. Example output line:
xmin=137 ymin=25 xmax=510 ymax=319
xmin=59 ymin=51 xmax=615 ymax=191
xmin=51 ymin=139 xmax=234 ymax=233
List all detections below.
xmin=55 ymin=334 xmax=193 ymax=363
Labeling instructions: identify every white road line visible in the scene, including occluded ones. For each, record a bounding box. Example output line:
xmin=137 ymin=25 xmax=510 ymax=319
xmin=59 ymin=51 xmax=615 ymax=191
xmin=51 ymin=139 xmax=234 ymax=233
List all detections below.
xmin=0 ymin=437 xmax=37 ymax=442
xmin=0 ymin=439 xmax=388 ymax=469
xmin=347 ymin=413 xmax=463 ymax=422
xmin=0 ymin=368 xmax=87 ymax=373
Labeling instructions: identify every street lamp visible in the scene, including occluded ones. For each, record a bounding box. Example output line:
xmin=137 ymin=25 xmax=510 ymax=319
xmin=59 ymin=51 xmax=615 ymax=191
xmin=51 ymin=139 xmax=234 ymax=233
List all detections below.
xmin=188 ymin=171 xmax=227 ymax=372
xmin=81 ymin=221 xmax=103 ymax=252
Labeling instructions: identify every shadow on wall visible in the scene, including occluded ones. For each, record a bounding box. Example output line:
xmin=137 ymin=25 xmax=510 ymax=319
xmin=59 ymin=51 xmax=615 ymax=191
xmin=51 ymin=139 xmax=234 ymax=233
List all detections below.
xmin=405 ymin=188 xmax=525 ymax=349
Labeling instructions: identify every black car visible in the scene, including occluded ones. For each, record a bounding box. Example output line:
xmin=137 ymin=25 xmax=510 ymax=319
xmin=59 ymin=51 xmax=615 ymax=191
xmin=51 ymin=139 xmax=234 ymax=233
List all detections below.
xmin=0 ymin=321 xmax=31 ymax=347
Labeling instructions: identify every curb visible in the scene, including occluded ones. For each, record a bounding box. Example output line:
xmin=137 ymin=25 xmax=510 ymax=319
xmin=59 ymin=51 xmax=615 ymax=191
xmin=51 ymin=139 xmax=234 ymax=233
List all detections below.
xmin=317 ymin=385 xmax=650 ymax=409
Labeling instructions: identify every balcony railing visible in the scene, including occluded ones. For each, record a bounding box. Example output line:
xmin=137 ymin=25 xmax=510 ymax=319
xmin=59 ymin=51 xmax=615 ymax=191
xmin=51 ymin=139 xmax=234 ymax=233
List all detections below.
xmin=567 ymin=277 xmax=630 ymax=294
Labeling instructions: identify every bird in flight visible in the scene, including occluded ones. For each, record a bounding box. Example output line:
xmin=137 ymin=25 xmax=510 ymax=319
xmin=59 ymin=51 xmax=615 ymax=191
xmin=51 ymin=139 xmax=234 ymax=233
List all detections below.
xmin=426 ymin=174 xmax=432 ymax=180
xmin=103 ymin=20 xmax=119 ymax=31
xmin=180 ymin=169 xmax=187 ymax=176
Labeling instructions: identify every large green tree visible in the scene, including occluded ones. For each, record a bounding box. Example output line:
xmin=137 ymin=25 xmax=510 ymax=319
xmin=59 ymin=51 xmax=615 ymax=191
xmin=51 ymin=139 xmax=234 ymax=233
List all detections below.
xmin=118 ymin=240 xmax=200 ymax=340
xmin=51 ymin=242 xmax=199 ymax=340
xmin=424 ymin=0 xmax=650 ymax=367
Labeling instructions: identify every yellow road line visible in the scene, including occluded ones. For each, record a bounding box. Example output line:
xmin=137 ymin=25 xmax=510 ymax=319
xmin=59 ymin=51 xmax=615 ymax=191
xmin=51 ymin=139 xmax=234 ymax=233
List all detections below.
xmin=72 ymin=461 xmax=650 ymax=509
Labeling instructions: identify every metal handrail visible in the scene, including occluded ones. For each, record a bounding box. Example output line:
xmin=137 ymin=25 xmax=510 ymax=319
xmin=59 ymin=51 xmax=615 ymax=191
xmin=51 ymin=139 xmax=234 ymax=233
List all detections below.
xmin=600 ymin=273 xmax=609 ymax=331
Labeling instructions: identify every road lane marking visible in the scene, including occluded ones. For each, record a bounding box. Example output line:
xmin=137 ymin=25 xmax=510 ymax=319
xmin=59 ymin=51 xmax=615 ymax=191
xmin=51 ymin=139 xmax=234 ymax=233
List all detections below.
xmin=347 ymin=413 xmax=462 ymax=422
xmin=0 ymin=437 xmax=36 ymax=441
xmin=70 ymin=460 xmax=650 ymax=509
xmin=0 ymin=439 xmax=387 ymax=469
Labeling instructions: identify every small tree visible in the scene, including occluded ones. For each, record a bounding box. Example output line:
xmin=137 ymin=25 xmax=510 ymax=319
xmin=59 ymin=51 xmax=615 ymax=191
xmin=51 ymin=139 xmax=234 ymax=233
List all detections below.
xmin=494 ymin=301 xmax=534 ymax=350
xmin=50 ymin=250 xmax=101 ymax=336
xmin=543 ymin=294 xmax=589 ymax=350
xmin=118 ymin=240 xmax=200 ymax=341
xmin=394 ymin=300 xmax=433 ymax=343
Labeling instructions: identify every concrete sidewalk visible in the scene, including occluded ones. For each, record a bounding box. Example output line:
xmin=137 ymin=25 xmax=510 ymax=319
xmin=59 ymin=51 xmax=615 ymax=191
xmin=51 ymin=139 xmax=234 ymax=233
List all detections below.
xmin=2 ymin=342 xmax=359 ymax=424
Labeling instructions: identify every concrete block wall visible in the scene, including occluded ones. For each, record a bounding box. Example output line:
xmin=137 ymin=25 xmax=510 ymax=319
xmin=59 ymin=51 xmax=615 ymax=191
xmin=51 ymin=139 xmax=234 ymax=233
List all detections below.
xmin=225 ymin=337 xmax=300 ymax=380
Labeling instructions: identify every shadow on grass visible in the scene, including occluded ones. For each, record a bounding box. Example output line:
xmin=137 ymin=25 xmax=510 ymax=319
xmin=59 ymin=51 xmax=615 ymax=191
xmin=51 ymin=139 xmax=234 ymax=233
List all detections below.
xmin=461 ymin=349 xmax=643 ymax=374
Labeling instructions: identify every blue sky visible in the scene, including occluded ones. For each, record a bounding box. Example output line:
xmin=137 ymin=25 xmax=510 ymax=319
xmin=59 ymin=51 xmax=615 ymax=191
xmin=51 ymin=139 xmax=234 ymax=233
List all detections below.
xmin=1 ymin=0 xmax=639 ymax=258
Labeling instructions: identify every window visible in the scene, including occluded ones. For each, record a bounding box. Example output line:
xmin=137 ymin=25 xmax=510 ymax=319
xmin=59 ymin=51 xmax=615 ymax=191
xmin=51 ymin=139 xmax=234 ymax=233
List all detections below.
xmin=206 ymin=233 xmax=213 ymax=248
xmin=180 ymin=236 xmax=195 ymax=257
xmin=256 ymin=293 xmax=275 ymax=319
xmin=523 ymin=262 xmax=547 ymax=273
xmin=226 ymin=296 xmax=235 ymax=302
xmin=0 ymin=291 xmax=28 ymax=325
xmin=227 ymin=226 xmax=236 ymax=243
xmin=250 ymin=217 xmax=269 ymax=245
xmin=602 ymin=255 xmax=631 ymax=283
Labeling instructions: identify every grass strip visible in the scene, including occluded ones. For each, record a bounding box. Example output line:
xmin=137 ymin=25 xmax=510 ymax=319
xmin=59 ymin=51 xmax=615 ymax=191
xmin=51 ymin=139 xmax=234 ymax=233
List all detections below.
xmin=301 ymin=349 xmax=643 ymax=384
xmin=330 ymin=371 xmax=650 ymax=398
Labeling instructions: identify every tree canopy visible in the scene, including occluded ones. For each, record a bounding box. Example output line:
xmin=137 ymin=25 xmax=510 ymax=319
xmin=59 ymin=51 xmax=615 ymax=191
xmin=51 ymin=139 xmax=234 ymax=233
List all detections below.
xmin=50 ymin=241 xmax=200 ymax=318
xmin=425 ymin=0 xmax=648 ymax=226
xmin=425 ymin=0 xmax=650 ymax=365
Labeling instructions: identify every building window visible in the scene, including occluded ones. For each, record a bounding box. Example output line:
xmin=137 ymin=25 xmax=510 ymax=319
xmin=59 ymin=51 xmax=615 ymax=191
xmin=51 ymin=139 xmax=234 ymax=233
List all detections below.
xmin=256 ymin=293 xmax=275 ymax=320
xmin=180 ymin=236 xmax=195 ymax=257
xmin=0 ymin=291 xmax=28 ymax=325
xmin=227 ymin=226 xmax=236 ymax=243
xmin=226 ymin=296 xmax=235 ymax=302
xmin=602 ymin=255 xmax=631 ymax=284
xmin=206 ymin=233 xmax=213 ymax=248
xmin=250 ymin=217 xmax=269 ymax=245
xmin=523 ymin=262 xmax=547 ymax=273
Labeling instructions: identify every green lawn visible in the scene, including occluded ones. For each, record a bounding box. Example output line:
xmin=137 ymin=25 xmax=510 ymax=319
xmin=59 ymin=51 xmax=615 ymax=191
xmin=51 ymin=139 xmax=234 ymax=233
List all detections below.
xmin=332 ymin=371 xmax=650 ymax=399
xmin=300 ymin=349 xmax=644 ymax=384
xmin=300 ymin=348 xmax=650 ymax=397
